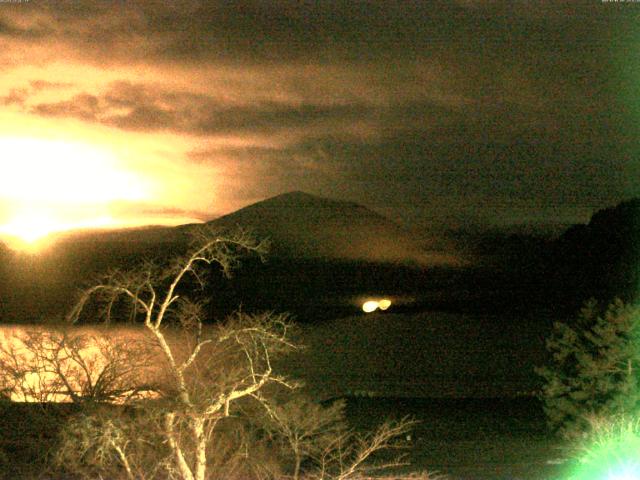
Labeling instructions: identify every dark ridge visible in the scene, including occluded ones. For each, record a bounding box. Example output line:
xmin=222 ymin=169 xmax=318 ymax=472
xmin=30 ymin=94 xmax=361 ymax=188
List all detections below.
xmin=547 ymin=197 xmax=640 ymax=308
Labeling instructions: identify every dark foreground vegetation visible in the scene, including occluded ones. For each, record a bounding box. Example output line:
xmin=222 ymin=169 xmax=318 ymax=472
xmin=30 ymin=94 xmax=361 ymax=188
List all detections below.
xmin=0 ymin=229 xmax=426 ymax=480
xmin=1 ymin=397 xmax=566 ymax=480
xmin=1 ymin=197 xmax=639 ymax=478
xmin=0 ymin=401 xmax=79 ymax=478
xmin=344 ymin=397 xmax=565 ymax=480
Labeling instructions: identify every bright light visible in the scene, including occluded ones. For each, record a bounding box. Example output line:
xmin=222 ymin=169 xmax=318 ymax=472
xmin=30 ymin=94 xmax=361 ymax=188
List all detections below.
xmin=606 ymin=462 xmax=640 ymax=480
xmin=362 ymin=301 xmax=379 ymax=313
xmin=378 ymin=299 xmax=392 ymax=310
xmin=361 ymin=298 xmax=393 ymax=313
xmin=567 ymin=419 xmax=640 ymax=480
xmin=0 ymin=212 xmax=114 ymax=251
xmin=1 ymin=212 xmax=58 ymax=244
xmin=0 ymin=137 xmax=146 ymax=203
xmin=361 ymin=298 xmax=392 ymax=313
xmin=0 ymin=137 xmax=149 ymax=248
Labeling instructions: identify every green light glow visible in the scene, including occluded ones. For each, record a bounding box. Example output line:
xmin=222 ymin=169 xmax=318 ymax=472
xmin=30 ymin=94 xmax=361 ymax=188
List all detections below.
xmin=606 ymin=463 xmax=640 ymax=480
xmin=566 ymin=420 xmax=640 ymax=480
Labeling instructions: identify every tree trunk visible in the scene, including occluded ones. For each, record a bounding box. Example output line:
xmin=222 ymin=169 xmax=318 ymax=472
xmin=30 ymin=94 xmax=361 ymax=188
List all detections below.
xmin=165 ymin=412 xmax=195 ymax=480
xmin=111 ymin=442 xmax=135 ymax=480
xmin=193 ymin=417 xmax=207 ymax=480
xmin=293 ymin=447 xmax=301 ymax=480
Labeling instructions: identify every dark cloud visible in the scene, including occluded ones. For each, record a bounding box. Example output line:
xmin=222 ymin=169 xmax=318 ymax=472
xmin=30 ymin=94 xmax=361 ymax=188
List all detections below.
xmin=187 ymin=103 xmax=636 ymax=229
xmin=186 ymin=141 xmax=362 ymax=214
xmin=1 ymin=88 xmax=28 ymax=106
xmin=0 ymin=15 xmax=51 ymax=39
xmin=28 ymin=80 xmax=445 ymax=139
xmin=108 ymin=202 xmax=212 ymax=222
xmin=32 ymin=93 xmax=100 ymax=121
xmin=0 ymin=0 xmax=637 ymax=228
xmin=29 ymin=80 xmax=73 ymax=91
xmin=1 ymin=80 xmax=73 ymax=107
xmin=1 ymin=1 xmax=447 ymax=64
xmin=0 ymin=0 xmax=626 ymax=68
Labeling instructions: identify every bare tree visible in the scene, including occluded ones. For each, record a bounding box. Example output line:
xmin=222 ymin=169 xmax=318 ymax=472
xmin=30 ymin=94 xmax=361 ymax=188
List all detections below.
xmin=256 ymin=394 xmax=347 ymax=480
xmin=0 ymin=328 xmax=158 ymax=403
xmin=311 ymin=416 xmax=418 ymax=480
xmin=1 ymin=228 xmax=430 ymax=479
xmin=252 ymin=391 xmax=422 ymax=480
xmin=66 ymin=228 xmax=299 ymax=480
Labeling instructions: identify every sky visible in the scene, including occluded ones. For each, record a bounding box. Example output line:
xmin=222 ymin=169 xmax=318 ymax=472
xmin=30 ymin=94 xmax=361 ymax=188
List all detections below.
xmin=0 ymin=0 xmax=638 ymax=245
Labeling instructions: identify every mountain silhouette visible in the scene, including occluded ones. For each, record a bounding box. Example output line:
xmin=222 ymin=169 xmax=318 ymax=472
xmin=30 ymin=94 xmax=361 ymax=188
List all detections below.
xmin=43 ymin=191 xmax=455 ymax=266
xmin=208 ymin=191 xmax=455 ymax=265
xmin=0 ymin=192 xmax=463 ymax=322
xmin=550 ymin=198 xmax=640 ymax=305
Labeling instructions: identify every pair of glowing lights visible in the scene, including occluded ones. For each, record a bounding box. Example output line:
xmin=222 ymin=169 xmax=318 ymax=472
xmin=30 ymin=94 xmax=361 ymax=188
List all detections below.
xmin=361 ymin=298 xmax=392 ymax=313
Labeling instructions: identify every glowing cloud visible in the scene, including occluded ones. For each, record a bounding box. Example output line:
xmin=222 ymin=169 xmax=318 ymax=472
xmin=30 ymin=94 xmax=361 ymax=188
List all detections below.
xmin=0 ymin=137 xmax=146 ymax=203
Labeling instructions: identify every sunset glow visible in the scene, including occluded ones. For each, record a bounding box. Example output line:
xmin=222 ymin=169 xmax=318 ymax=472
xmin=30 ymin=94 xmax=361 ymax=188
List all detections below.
xmin=0 ymin=137 xmax=149 ymax=248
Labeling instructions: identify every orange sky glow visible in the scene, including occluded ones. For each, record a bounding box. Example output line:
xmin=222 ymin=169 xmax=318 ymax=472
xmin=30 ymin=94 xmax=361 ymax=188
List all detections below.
xmin=0 ymin=52 xmax=316 ymax=250
xmin=0 ymin=106 xmax=223 ymax=249
xmin=0 ymin=1 xmax=633 ymax=251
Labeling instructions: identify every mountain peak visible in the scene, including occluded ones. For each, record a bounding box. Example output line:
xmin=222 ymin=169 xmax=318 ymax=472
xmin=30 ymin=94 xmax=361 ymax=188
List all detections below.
xmin=207 ymin=191 xmax=445 ymax=264
xmin=272 ymin=190 xmax=317 ymax=200
xmin=259 ymin=191 xmax=358 ymax=209
xmin=215 ymin=191 xmax=385 ymax=227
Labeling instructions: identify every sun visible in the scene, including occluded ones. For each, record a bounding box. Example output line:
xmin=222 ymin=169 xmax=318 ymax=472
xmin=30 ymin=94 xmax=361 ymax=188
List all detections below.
xmin=0 ymin=136 xmax=149 ymax=250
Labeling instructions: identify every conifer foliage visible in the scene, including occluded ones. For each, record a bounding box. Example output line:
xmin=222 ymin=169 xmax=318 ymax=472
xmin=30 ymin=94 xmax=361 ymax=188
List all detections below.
xmin=537 ymin=299 xmax=640 ymax=438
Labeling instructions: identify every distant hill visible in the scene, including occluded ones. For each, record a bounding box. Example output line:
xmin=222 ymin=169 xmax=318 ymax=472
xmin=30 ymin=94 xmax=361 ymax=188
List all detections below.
xmin=0 ymin=192 xmax=464 ymax=322
xmin=40 ymin=191 xmax=458 ymax=266
xmin=208 ymin=191 xmax=458 ymax=265
xmin=4 ymin=194 xmax=638 ymax=322
xmin=550 ymin=198 xmax=640 ymax=306
xmin=19 ymin=192 xmax=640 ymax=320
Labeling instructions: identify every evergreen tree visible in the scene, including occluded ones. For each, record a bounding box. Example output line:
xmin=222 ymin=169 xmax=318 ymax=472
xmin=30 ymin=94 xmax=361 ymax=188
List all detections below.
xmin=536 ymin=299 xmax=640 ymax=438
